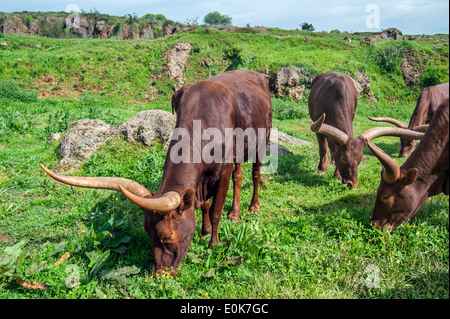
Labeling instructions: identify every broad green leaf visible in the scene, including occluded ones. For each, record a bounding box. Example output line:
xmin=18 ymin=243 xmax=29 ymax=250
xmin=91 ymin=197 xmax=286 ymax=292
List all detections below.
xmin=106 ymin=235 xmax=130 ymax=248
xmin=49 ymin=241 xmax=68 ymax=256
xmin=88 ymin=250 xmax=110 ymax=277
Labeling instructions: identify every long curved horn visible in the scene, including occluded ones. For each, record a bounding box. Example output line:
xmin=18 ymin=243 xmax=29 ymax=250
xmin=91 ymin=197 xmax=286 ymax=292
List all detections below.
xmin=367 ymin=116 xmax=406 ymax=128
xmin=119 ymin=186 xmax=181 ymax=214
xmin=310 ymin=113 xmax=349 ymax=145
xmin=359 ymin=127 xmax=425 ymax=142
xmin=412 ymin=124 xmax=428 ymax=132
xmin=40 ymin=164 xmax=152 ymax=198
xmin=366 ymin=141 xmax=400 ymax=184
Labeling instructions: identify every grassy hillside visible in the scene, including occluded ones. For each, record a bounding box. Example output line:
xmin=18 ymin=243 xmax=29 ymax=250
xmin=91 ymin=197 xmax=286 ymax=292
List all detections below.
xmin=0 ymin=29 xmax=448 ymax=299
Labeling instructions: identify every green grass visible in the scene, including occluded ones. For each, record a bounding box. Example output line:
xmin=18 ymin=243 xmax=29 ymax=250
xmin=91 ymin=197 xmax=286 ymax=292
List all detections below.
xmin=0 ymin=31 xmax=448 ymax=299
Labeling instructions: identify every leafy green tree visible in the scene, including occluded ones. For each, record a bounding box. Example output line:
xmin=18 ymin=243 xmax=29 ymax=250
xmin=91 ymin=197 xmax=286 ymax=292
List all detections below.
xmin=203 ymin=11 xmax=232 ymax=26
xmin=143 ymin=13 xmax=167 ymax=23
xmin=300 ymin=22 xmax=315 ymax=31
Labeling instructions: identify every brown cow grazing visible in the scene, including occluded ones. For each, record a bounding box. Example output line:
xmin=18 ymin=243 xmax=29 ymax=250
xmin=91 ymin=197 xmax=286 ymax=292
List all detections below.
xmin=367 ymin=98 xmax=449 ymax=230
xmin=309 ymin=71 xmax=425 ymax=188
xmin=368 ymin=82 xmax=449 ymax=157
xmin=41 ymin=69 xmax=272 ymax=275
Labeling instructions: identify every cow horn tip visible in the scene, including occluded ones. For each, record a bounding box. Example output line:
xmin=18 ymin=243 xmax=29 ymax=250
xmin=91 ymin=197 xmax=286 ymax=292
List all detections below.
xmin=311 ymin=113 xmax=326 ymax=132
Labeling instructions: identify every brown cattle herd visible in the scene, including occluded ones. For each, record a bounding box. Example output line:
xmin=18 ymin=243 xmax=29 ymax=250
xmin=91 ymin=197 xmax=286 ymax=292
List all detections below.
xmin=41 ymin=69 xmax=449 ymax=275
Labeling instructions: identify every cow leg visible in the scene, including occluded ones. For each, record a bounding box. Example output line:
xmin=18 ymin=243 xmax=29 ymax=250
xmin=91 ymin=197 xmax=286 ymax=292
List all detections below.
xmin=316 ymin=133 xmax=329 ymax=173
xmin=249 ymin=161 xmax=262 ymax=212
xmin=208 ymin=165 xmax=233 ymax=250
xmin=201 ymin=199 xmax=212 ymax=236
xmin=228 ymin=163 xmax=242 ymax=221
xmin=329 ymin=140 xmax=341 ymax=179
xmin=329 ymin=138 xmax=336 ymax=165
xmin=334 ymin=167 xmax=342 ymax=180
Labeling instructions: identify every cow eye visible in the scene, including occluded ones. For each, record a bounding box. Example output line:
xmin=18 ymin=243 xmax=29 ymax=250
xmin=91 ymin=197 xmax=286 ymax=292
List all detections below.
xmin=380 ymin=193 xmax=390 ymax=201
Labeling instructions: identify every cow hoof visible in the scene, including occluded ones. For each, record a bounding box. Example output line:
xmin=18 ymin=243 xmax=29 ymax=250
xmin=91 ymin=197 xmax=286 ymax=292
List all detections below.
xmin=202 ymin=226 xmax=212 ymax=236
xmin=228 ymin=210 xmax=240 ymax=221
xmin=249 ymin=204 xmax=260 ymax=212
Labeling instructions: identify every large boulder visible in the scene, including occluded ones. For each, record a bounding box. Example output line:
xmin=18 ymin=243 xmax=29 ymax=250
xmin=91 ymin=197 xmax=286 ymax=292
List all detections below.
xmin=56 ymin=119 xmax=120 ymax=169
xmin=119 ymin=110 xmax=176 ymax=149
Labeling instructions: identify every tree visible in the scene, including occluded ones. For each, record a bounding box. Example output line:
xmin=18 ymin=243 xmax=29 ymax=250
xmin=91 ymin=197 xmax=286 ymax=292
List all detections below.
xmin=300 ymin=22 xmax=315 ymax=31
xmin=143 ymin=13 xmax=167 ymax=23
xmin=203 ymin=11 xmax=232 ymax=26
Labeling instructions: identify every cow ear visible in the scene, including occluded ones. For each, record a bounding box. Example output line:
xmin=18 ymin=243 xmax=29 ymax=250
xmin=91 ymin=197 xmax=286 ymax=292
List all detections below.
xmin=171 ymin=86 xmax=187 ymax=114
xmin=402 ymin=168 xmax=418 ymax=186
xmin=177 ymin=188 xmax=195 ymax=214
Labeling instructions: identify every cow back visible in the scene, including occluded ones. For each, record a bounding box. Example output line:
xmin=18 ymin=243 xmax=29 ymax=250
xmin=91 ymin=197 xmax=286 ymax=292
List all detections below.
xmin=308 ymin=71 xmax=357 ymax=136
xmin=404 ymin=98 xmax=449 ymax=183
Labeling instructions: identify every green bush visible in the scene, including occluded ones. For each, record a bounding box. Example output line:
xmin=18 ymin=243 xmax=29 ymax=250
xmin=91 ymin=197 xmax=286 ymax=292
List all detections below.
xmin=203 ymin=11 xmax=232 ymax=26
xmin=371 ymin=41 xmax=416 ymax=74
xmin=0 ymin=80 xmax=37 ymax=103
xmin=420 ymin=65 xmax=449 ymax=88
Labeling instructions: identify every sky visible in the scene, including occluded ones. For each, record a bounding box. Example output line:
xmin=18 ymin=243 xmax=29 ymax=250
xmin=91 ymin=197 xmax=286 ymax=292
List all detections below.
xmin=1 ymin=0 xmax=449 ymax=35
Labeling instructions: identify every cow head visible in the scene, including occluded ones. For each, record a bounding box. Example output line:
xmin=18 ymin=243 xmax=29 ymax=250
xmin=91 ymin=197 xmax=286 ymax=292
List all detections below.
xmin=332 ymin=137 xmax=367 ymax=188
xmin=40 ymin=164 xmax=195 ymax=276
xmin=366 ymin=142 xmax=423 ymax=230
xmin=311 ymin=114 xmax=425 ymax=188
xmin=311 ymin=113 xmax=363 ymax=188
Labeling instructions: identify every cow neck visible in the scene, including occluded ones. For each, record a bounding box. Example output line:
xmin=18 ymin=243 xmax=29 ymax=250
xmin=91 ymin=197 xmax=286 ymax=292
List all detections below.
xmin=156 ymin=161 xmax=201 ymax=196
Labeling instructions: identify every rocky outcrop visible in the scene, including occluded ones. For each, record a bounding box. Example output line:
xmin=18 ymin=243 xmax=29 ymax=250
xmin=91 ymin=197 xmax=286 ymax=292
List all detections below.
xmin=65 ymin=16 xmax=91 ymax=38
xmin=163 ymin=24 xmax=182 ymax=36
xmin=53 ymin=110 xmax=176 ymax=169
xmin=0 ymin=12 xmax=161 ymax=40
xmin=118 ymin=23 xmax=140 ymax=40
xmin=165 ymin=42 xmax=192 ymax=90
xmin=94 ymin=21 xmax=115 ymax=39
xmin=401 ymin=60 xmax=422 ymax=88
xmin=360 ymin=37 xmax=376 ymax=46
xmin=350 ymin=70 xmax=377 ymax=102
xmin=0 ymin=15 xmax=41 ymax=36
xmin=374 ymin=28 xmax=403 ymax=40
xmin=269 ymin=67 xmax=311 ymax=102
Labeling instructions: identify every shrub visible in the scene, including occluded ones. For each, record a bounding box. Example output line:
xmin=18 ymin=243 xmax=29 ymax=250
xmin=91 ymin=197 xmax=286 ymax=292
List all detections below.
xmin=420 ymin=66 xmax=449 ymax=88
xmin=372 ymin=41 xmax=416 ymax=74
xmin=203 ymin=11 xmax=232 ymax=26
xmin=300 ymin=22 xmax=315 ymax=31
xmin=0 ymin=81 xmax=37 ymax=103
xmin=142 ymin=13 xmax=167 ymax=23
